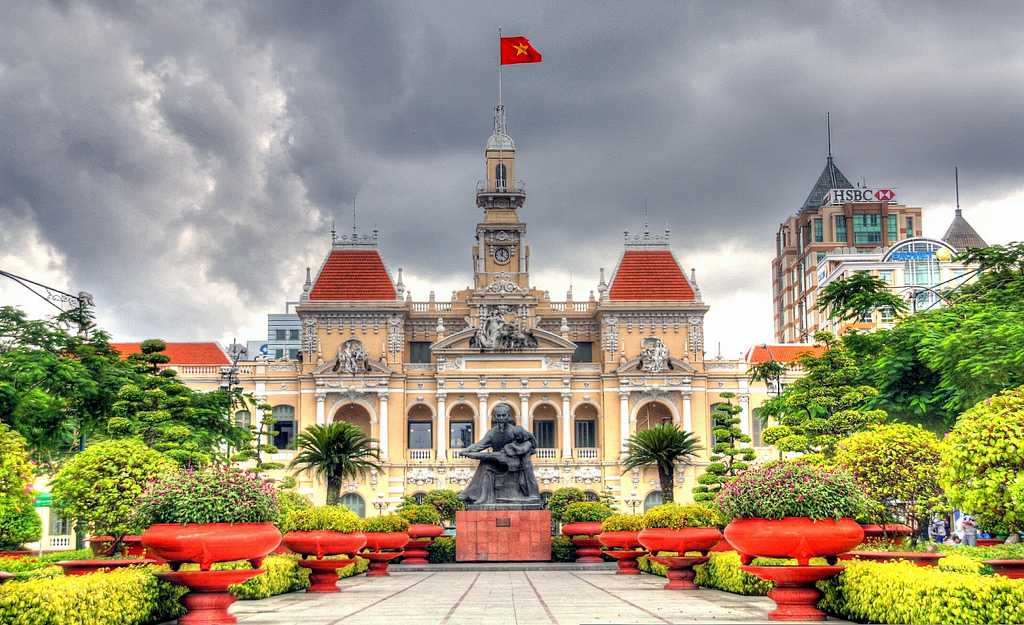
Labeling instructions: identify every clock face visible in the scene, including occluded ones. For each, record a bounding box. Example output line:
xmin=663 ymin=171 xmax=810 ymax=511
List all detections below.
xmin=493 ymin=246 xmax=512 ymax=264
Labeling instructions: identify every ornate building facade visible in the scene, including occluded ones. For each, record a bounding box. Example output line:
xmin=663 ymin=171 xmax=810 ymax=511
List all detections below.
xmin=170 ymin=103 xmax=784 ymax=515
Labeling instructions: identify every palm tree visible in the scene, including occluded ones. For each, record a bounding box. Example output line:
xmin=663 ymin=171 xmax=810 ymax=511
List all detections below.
xmin=289 ymin=422 xmax=382 ymax=504
xmin=621 ymin=424 xmax=702 ymax=503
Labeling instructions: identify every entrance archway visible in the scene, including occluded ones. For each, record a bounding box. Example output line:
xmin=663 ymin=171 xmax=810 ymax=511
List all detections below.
xmin=635 ymin=401 xmax=673 ymax=432
xmin=334 ymin=402 xmax=371 ymax=435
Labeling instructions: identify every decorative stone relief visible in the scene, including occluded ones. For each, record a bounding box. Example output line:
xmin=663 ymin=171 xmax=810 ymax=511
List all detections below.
xmin=332 ymin=338 xmax=371 ymax=374
xmin=448 ymin=467 xmax=474 ymax=485
xmin=688 ymin=315 xmax=704 ymax=352
xmin=536 ymin=467 xmax=561 ymax=485
xmin=639 ymin=337 xmax=669 ymax=373
xmin=386 ymin=314 xmax=404 ymax=357
xmin=574 ymin=467 xmax=602 ymax=484
xmin=602 ymin=316 xmax=619 ymax=352
xmin=302 ymin=318 xmax=318 ymax=355
xmin=406 ymin=468 xmax=436 ymax=486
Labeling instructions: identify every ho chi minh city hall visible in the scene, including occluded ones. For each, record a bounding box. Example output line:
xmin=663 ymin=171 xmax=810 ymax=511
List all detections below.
xmin=164 ymin=102 xmax=789 ymax=514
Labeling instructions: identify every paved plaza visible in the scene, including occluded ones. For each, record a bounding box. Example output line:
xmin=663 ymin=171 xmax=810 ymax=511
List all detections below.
xmin=229 ymin=570 xmax=799 ymax=625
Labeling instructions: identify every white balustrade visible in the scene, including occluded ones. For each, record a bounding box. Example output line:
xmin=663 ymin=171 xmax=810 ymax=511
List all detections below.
xmin=574 ymin=448 xmax=599 ymax=460
xmin=408 ymin=449 xmax=433 ymax=461
xmin=535 ymin=448 xmax=558 ymax=460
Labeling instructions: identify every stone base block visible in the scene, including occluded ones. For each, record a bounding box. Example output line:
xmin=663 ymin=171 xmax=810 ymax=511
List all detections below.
xmin=456 ymin=509 xmax=551 ymax=562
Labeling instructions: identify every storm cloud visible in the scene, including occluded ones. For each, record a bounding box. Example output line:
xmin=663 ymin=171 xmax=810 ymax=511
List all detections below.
xmin=2 ymin=1 xmax=1022 ymax=353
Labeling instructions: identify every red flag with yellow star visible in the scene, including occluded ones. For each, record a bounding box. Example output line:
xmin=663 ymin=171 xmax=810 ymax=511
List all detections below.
xmin=500 ymin=36 xmax=542 ymax=65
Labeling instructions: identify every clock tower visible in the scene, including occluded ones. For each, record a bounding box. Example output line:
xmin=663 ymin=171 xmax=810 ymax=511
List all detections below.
xmin=473 ymin=103 xmax=530 ymax=291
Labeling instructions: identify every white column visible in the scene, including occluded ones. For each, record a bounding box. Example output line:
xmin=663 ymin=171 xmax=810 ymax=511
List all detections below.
xmin=682 ymin=393 xmax=693 ymax=432
xmin=739 ymin=394 xmax=751 ymax=437
xmin=619 ymin=392 xmax=630 ymax=453
xmin=478 ymin=394 xmax=489 ymax=438
xmin=519 ymin=393 xmax=530 ymax=431
xmin=378 ymin=393 xmax=390 ymax=460
xmin=436 ymin=394 xmax=447 ymax=460
xmin=561 ymin=393 xmax=572 ymax=459
xmin=315 ymin=393 xmax=326 ymax=426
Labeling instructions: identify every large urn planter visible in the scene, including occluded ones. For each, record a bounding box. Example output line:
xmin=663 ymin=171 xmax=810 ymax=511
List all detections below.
xmin=362 ymin=532 xmax=410 ymax=577
xmin=638 ymin=528 xmax=722 ymax=589
xmin=741 ymin=565 xmax=844 ymax=622
xmin=839 ymin=551 xmax=942 ymax=567
xmin=283 ymin=530 xmax=367 ymax=593
xmin=403 ymin=524 xmax=443 ymax=565
xmin=724 ymin=518 xmax=864 ymax=566
xmin=598 ymin=531 xmax=646 ymax=575
xmin=157 ymin=569 xmax=263 ymax=625
xmin=858 ymin=523 xmax=913 ymax=546
xmin=983 ymin=560 xmax=1024 ymax=579
xmin=977 ymin=538 xmax=1005 ymax=547
xmin=57 ymin=558 xmax=157 ymax=576
xmin=89 ymin=535 xmax=146 ymax=557
xmin=562 ymin=521 xmax=604 ymax=563
xmin=141 ymin=523 xmax=282 ymax=571
xmin=0 ymin=550 xmax=31 ymax=558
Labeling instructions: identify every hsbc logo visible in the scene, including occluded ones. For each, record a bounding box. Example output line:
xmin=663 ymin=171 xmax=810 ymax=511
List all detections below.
xmin=826 ymin=188 xmax=896 ymax=204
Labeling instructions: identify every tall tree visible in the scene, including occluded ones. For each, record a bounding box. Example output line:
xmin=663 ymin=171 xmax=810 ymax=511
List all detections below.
xmin=693 ymin=393 xmax=755 ymax=502
xmin=621 ymin=423 xmax=701 ymax=503
xmin=816 ymin=272 xmax=908 ymax=322
xmin=290 ymin=422 xmax=382 ymax=504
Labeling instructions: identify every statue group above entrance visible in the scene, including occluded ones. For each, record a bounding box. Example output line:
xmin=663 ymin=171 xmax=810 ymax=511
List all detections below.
xmin=469 ymin=308 xmax=539 ymax=351
xmin=457 ymin=404 xmax=543 ymax=509
xmin=332 ymin=338 xmax=371 ymax=374
xmin=639 ymin=336 xmax=670 ymax=373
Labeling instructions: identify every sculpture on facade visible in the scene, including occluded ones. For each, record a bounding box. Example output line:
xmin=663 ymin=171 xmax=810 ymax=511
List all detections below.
xmin=639 ymin=336 xmax=670 ymax=373
xmin=457 ymin=404 xmax=543 ymax=509
xmin=469 ymin=309 xmax=539 ymax=351
xmin=332 ymin=338 xmax=371 ymax=374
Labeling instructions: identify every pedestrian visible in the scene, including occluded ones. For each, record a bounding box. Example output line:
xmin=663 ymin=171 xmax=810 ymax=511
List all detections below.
xmin=961 ymin=515 xmax=978 ymax=547
xmin=928 ymin=516 xmax=947 ymax=543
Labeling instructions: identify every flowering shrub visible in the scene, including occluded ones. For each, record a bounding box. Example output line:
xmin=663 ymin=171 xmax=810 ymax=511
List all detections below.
xmin=362 ymin=513 xmax=410 ymax=534
xmin=282 ymin=506 xmax=362 ymax=533
xmin=136 ymin=466 xmax=278 ymax=525
xmin=397 ymin=503 xmax=442 ymax=525
xmin=601 ymin=513 xmax=645 ymax=533
xmin=561 ymin=502 xmax=614 ymax=524
xmin=642 ymin=503 xmax=722 ymax=529
xmin=716 ymin=462 xmax=867 ymax=521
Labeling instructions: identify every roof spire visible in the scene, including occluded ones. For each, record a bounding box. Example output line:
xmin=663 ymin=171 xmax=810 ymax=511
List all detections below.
xmin=330 ymin=219 xmax=336 ymax=244
xmin=826 ymin=111 xmax=833 ymax=159
xmin=955 ymin=166 xmax=961 ymax=217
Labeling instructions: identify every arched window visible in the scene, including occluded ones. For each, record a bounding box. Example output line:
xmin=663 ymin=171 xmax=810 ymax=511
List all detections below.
xmin=643 ymin=491 xmax=664 ymax=511
xmin=340 ymin=493 xmax=366 ymax=517
xmin=573 ymin=404 xmax=598 ymax=449
xmin=408 ymin=491 xmax=427 ymax=504
xmin=334 ymin=403 xmax=371 ymax=436
xmin=532 ymin=404 xmax=558 ymax=449
xmin=234 ymin=410 xmax=251 ymax=429
xmin=449 ymin=404 xmax=475 ymax=449
xmin=636 ymin=402 xmax=672 ymax=432
xmin=407 ymin=404 xmax=433 ymax=449
xmin=584 ymin=490 xmax=599 ymax=502
xmin=495 ymin=163 xmax=507 ymax=190
xmin=271 ymin=405 xmax=296 ymax=449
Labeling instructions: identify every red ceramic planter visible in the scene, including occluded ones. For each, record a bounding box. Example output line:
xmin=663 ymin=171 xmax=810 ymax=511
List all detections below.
xmin=637 ymin=527 xmax=723 ymax=555
xmin=840 ymin=551 xmax=942 ymax=567
xmin=741 ymin=565 xmax=843 ymax=621
xmin=605 ymin=550 xmax=647 ymax=575
xmin=141 ymin=523 xmax=282 ymax=571
xmin=158 ymin=568 xmax=263 ymax=625
xmin=983 ymin=560 xmax=1024 ymax=579
xmin=598 ymin=530 xmax=641 ymax=551
xmin=363 ymin=531 xmax=411 ymax=552
xmin=404 ymin=524 xmax=443 ymax=565
xmin=0 ymin=550 xmax=31 ymax=558
xmin=282 ymin=531 xmax=367 ymax=560
xmin=650 ymin=555 xmax=710 ymax=589
xmin=364 ymin=551 xmax=404 ymax=576
xmin=297 ymin=558 xmax=355 ymax=592
xmin=562 ymin=521 xmax=604 ymax=563
xmin=0 ymin=572 xmax=13 ymax=584
xmin=57 ymin=559 xmax=157 ymax=576
xmin=89 ymin=535 xmax=146 ymax=557
xmin=977 ymin=538 xmax=1005 ymax=547
xmin=724 ymin=518 xmax=864 ymax=566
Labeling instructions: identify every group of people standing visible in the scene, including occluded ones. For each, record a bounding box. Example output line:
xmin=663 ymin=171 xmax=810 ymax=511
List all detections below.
xmin=928 ymin=514 xmax=979 ymax=546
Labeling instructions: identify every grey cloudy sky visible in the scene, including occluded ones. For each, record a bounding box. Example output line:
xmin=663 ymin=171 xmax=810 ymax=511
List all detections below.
xmin=2 ymin=1 xmax=1022 ymax=355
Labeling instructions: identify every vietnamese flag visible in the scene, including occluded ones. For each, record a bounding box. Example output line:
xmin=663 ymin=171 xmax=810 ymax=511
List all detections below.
xmin=500 ymin=36 xmax=543 ymax=65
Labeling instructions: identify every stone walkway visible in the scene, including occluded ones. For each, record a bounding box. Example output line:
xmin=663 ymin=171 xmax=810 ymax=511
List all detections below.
xmin=230 ymin=570 xmax=798 ymax=624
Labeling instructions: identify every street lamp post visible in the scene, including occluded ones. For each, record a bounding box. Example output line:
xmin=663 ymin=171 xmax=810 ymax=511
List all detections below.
xmin=373 ymin=495 xmax=388 ymax=516
xmin=624 ymin=495 xmax=642 ymax=515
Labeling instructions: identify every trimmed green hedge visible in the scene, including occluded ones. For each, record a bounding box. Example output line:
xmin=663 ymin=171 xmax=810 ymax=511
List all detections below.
xmin=427 ymin=537 xmax=455 ymax=563
xmin=638 ymin=551 xmax=773 ymax=595
xmin=819 ymin=559 xmax=1024 ymax=625
xmin=228 ymin=555 xmax=311 ymax=599
xmin=551 ymin=535 xmax=574 ymax=562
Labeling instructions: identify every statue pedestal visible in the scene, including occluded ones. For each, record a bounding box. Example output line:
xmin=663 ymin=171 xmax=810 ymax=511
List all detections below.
xmin=456 ymin=509 xmax=551 ymax=562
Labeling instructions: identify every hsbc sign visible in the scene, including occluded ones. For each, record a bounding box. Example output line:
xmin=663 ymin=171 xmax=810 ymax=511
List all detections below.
xmin=826 ymin=188 xmax=896 ymax=204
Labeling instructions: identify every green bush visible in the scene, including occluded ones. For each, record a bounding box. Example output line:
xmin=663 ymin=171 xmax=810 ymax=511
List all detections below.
xmin=547 ymin=487 xmax=589 ymax=523
xmin=427 ymin=536 xmax=455 ymax=563
xmin=136 ymin=466 xmax=278 ymax=525
xmin=551 ymin=535 xmax=574 ymax=562
xmin=51 ymin=439 xmax=176 ymax=550
xmin=691 ymin=551 xmax=773 ymax=595
xmin=818 ymin=559 xmax=1024 ymax=624
xmin=362 ymin=513 xmax=410 ymax=534
xmin=276 ymin=490 xmax=313 ymax=529
xmin=0 ymin=502 xmax=42 ymax=552
xmin=0 ymin=565 xmax=185 ymax=625
xmin=642 ymin=503 xmax=722 ymax=529
xmin=282 ymin=506 xmax=362 ymax=533
xmin=0 ymin=424 xmax=42 ymax=550
xmin=716 ymin=461 xmax=867 ymax=521
xmin=229 ymin=554 xmax=310 ymax=599
xmin=397 ymin=503 xmax=441 ymax=525
xmin=401 ymin=490 xmax=464 ymax=525
xmin=561 ymin=502 xmax=614 ymax=525
xmin=601 ymin=513 xmax=645 ymax=532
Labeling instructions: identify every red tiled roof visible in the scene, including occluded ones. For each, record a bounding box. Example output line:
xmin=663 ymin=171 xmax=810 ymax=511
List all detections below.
xmin=110 ymin=342 xmax=228 ymax=365
xmin=745 ymin=344 xmax=826 ymax=364
xmin=309 ymin=250 xmax=397 ymax=301
xmin=608 ymin=250 xmax=696 ymax=301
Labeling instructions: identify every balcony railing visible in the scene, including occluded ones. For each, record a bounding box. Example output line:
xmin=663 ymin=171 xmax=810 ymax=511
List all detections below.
xmin=410 ymin=302 xmax=453 ymax=313
xmin=574 ymin=448 xmax=599 ymax=460
xmin=47 ymin=535 xmax=72 ymax=550
xmin=408 ymin=449 xmax=433 ymax=461
xmin=549 ymin=302 xmax=595 ymax=313
xmin=535 ymin=448 xmax=558 ymax=460
xmin=476 ymin=179 xmax=525 ymax=193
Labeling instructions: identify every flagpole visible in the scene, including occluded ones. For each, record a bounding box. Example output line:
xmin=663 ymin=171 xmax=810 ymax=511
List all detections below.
xmin=497 ymin=27 xmax=502 ymax=106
